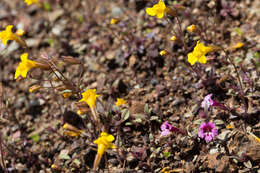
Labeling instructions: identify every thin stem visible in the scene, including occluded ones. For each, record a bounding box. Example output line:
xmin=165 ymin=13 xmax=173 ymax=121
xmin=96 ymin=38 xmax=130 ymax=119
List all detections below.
xmin=222 ymin=49 xmax=248 ymax=114
xmin=0 ymin=133 xmax=8 ymax=173
xmin=175 ymin=16 xmax=188 ymax=52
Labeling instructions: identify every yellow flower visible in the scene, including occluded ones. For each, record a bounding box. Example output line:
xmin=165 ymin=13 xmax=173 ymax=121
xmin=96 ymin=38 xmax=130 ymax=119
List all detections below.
xmin=116 ymin=98 xmax=126 ymax=106
xmin=0 ymin=25 xmax=20 ymax=46
xmin=187 ymin=41 xmax=213 ymax=65
xmin=24 ymin=0 xmax=38 ymax=5
xmin=186 ymin=24 xmax=197 ymax=33
xmin=15 ymin=53 xmax=37 ymax=79
xmin=160 ymin=50 xmax=168 ymax=56
xmin=170 ymin=35 xmax=177 ymax=41
xmin=79 ymin=89 xmax=100 ymax=108
xmin=146 ymin=0 xmax=166 ymax=19
xmin=94 ymin=132 xmax=116 ymax=156
xmin=110 ymin=18 xmax=119 ymax=24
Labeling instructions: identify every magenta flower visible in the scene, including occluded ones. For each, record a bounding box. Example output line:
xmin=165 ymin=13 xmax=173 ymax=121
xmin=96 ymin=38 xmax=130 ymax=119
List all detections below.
xmin=160 ymin=121 xmax=182 ymax=136
xmin=198 ymin=122 xmax=218 ymax=142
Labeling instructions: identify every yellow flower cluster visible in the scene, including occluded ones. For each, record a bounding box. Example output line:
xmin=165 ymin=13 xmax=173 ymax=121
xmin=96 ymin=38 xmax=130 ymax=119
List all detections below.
xmin=187 ymin=41 xmax=213 ymax=65
xmin=15 ymin=53 xmax=37 ymax=79
xmin=79 ymin=89 xmax=100 ymax=108
xmin=146 ymin=0 xmax=166 ymax=19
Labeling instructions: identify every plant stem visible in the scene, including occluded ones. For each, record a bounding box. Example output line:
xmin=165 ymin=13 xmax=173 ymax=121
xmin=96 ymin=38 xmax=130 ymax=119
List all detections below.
xmin=223 ymin=49 xmax=248 ymax=114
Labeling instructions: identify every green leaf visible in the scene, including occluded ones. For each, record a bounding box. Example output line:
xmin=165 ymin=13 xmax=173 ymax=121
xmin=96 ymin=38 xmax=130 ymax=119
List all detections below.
xmin=234 ymin=57 xmax=242 ymax=64
xmin=125 ymin=122 xmax=132 ymax=126
xmin=78 ymin=15 xmax=84 ymax=23
xmin=253 ymin=52 xmax=259 ymax=59
xmin=59 ymin=153 xmax=71 ymax=160
xmin=30 ymin=134 xmax=40 ymax=142
xmin=150 ymin=116 xmax=159 ymax=121
xmin=73 ymin=159 xmax=81 ymax=166
xmin=121 ymin=109 xmax=130 ymax=121
xmin=163 ymin=151 xmax=171 ymax=159
xmin=133 ymin=118 xmax=143 ymax=123
xmin=144 ymin=104 xmax=149 ymax=114
xmin=43 ymin=2 xmax=52 ymax=11
xmin=234 ymin=27 xmax=242 ymax=36
xmin=60 ymin=89 xmax=72 ymax=94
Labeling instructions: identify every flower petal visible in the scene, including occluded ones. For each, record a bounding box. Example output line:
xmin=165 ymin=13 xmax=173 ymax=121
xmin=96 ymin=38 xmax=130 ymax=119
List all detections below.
xmin=188 ymin=53 xmax=197 ymax=65
xmin=146 ymin=8 xmax=156 ymax=16
xmin=156 ymin=12 xmax=164 ymax=18
xmin=198 ymin=55 xmax=207 ymax=64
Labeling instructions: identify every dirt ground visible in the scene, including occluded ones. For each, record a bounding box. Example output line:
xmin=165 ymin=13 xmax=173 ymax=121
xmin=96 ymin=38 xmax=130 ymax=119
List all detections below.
xmin=0 ymin=0 xmax=259 ymax=172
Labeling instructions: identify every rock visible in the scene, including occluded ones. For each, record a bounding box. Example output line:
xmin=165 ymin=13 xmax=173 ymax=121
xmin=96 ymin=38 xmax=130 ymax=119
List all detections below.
xmin=207 ymin=153 xmax=230 ymax=172
xmin=130 ymin=101 xmax=145 ymax=115
xmin=6 ymin=42 xmax=19 ymax=55
xmin=48 ymin=9 xmax=64 ymax=22
xmin=129 ymin=55 xmax=137 ymax=68
xmin=217 ymin=130 xmax=231 ymax=141
xmin=14 ymin=96 xmax=26 ymax=109
xmin=111 ymin=6 xmax=123 ymax=17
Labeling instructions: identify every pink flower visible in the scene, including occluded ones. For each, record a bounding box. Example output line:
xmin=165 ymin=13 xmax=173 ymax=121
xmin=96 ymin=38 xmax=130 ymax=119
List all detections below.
xmin=201 ymin=94 xmax=228 ymax=111
xmin=198 ymin=122 xmax=218 ymax=142
xmin=161 ymin=121 xmax=182 ymax=136
xmin=201 ymin=94 xmax=215 ymax=108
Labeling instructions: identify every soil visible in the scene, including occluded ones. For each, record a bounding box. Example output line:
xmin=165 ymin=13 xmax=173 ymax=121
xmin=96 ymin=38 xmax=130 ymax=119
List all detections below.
xmin=0 ymin=0 xmax=259 ymax=172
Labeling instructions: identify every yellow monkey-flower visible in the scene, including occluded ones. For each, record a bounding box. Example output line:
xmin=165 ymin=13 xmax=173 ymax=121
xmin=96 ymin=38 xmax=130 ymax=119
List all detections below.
xmin=115 ymin=98 xmax=126 ymax=107
xmin=93 ymin=132 xmax=116 ymax=170
xmin=94 ymin=132 xmax=116 ymax=156
xmin=15 ymin=53 xmax=37 ymax=79
xmin=79 ymin=89 xmax=100 ymax=108
xmin=187 ymin=41 xmax=213 ymax=65
xmin=0 ymin=25 xmax=20 ymax=46
xmin=146 ymin=0 xmax=166 ymax=19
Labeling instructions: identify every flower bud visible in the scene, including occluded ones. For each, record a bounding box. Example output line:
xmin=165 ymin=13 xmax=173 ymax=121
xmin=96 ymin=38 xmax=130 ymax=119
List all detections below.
xmin=77 ymin=107 xmax=90 ymax=115
xmin=63 ymin=123 xmax=81 ymax=132
xmin=62 ymin=92 xmax=72 ymax=98
xmin=29 ymin=85 xmax=41 ymax=93
xmin=165 ymin=7 xmax=177 ymax=17
xmin=16 ymin=29 xmax=25 ymax=36
xmin=186 ymin=24 xmax=197 ymax=33
xmin=61 ymin=56 xmax=81 ymax=65
xmin=56 ymin=85 xmax=67 ymax=91
xmin=34 ymin=60 xmax=51 ymax=70
xmin=173 ymin=4 xmax=186 ymax=11
xmin=228 ymin=42 xmax=244 ymax=51
xmin=51 ymin=164 xmax=60 ymax=170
